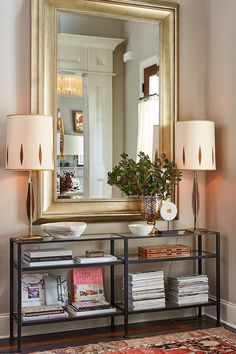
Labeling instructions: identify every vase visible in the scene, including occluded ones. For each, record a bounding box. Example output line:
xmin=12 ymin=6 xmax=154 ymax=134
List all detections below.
xmin=140 ymin=196 xmax=162 ymax=234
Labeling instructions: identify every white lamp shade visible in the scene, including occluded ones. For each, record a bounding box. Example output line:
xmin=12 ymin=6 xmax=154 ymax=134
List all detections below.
xmin=175 ymin=120 xmax=216 ymax=170
xmin=5 ymin=115 xmax=54 ymax=171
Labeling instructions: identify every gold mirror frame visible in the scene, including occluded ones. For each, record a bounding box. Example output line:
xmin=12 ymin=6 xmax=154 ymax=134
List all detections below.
xmin=31 ymin=0 xmax=178 ymax=224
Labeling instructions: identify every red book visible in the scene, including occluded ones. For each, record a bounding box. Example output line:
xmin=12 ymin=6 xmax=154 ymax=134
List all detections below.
xmin=71 ymin=267 xmax=105 ymax=302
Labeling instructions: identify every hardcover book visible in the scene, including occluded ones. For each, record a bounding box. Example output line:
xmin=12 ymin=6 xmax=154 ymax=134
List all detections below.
xmin=22 ymin=273 xmax=46 ymax=307
xmin=71 ymin=267 xmax=105 ymax=302
xmin=21 ymin=304 xmax=64 ymax=317
xmin=22 ymin=312 xmax=68 ymax=322
xmin=66 ymin=304 xmax=116 ymax=317
xmin=23 ymin=255 xmax=72 ymax=262
xmin=71 ymin=300 xmax=110 ymax=310
xmin=23 ymin=259 xmax=73 ymax=267
xmin=24 ymin=248 xmax=72 ymax=258
xmin=74 ymin=255 xmax=117 ymax=264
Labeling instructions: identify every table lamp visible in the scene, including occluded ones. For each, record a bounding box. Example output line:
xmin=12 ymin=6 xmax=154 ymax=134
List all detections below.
xmin=175 ymin=120 xmax=216 ymax=230
xmin=64 ymin=134 xmax=84 ymax=165
xmin=5 ymin=114 xmax=54 ymax=240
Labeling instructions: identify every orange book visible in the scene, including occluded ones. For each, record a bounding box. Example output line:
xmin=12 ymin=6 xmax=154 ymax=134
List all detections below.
xmin=71 ymin=267 xmax=105 ymax=303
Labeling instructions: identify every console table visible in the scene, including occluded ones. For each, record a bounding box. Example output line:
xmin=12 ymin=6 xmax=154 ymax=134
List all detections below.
xmin=10 ymin=230 xmax=220 ymax=352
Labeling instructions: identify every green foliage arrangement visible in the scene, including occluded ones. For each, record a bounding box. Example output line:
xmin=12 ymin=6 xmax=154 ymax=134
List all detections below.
xmin=107 ymin=152 xmax=182 ymax=199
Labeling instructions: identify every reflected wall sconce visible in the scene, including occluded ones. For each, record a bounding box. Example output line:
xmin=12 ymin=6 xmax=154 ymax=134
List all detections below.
xmin=57 ymin=75 xmax=83 ymax=97
xmin=5 ymin=115 xmax=54 ymax=240
xmin=175 ymin=120 xmax=216 ymax=230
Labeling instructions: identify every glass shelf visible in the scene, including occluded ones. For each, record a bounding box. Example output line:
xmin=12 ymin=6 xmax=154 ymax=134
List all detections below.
xmin=120 ymin=250 xmax=216 ymax=263
xmin=115 ymin=299 xmax=217 ymax=314
xmin=116 ymin=230 xmax=219 ymax=238
xmin=11 ymin=233 xmax=123 ymax=244
xmin=14 ymin=308 xmax=124 ymax=326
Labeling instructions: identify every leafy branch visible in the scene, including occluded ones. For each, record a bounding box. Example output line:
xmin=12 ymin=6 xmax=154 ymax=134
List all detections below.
xmin=107 ymin=152 xmax=182 ymax=199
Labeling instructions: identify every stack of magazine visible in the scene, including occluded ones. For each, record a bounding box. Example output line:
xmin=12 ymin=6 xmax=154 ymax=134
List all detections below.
xmin=23 ymin=248 xmax=73 ymax=267
xmin=167 ymin=275 xmax=209 ymax=305
xmin=67 ymin=267 xmax=116 ymax=317
xmin=22 ymin=304 xmax=68 ymax=322
xmin=127 ymin=271 xmax=165 ymax=311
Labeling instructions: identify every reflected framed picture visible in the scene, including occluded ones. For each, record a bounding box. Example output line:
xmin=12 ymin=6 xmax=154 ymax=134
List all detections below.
xmin=73 ymin=110 xmax=84 ymax=134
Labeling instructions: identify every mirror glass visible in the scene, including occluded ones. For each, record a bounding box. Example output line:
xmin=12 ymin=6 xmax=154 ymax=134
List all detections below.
xmin=56 ymin=11 xmax=160 ymax=200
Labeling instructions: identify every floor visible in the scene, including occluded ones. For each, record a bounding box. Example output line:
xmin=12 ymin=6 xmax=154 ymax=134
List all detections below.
xmin=0 ymin=316 xmax=234 ymax=354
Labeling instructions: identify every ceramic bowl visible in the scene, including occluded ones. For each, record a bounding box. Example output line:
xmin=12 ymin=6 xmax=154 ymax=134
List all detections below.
xmin=42 ymin=222 xmax=87 ymax=239
xmin=128 ymin=223 xmax=153 ymax=236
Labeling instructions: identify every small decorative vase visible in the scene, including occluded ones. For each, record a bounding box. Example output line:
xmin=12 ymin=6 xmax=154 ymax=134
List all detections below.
xmin=140 ymin=196 xmax=162 ymax=235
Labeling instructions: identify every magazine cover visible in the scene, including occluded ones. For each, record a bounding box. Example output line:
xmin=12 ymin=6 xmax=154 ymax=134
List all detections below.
xmin=71 ymin=267 xmax=105 ymax=302
xmin=22 ymin=273 xmax=46 ymax=307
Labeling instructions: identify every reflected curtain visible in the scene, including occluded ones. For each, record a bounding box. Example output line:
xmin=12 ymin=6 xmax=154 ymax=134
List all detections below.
xmin=137 ymin=95 xmax=159 ymax=159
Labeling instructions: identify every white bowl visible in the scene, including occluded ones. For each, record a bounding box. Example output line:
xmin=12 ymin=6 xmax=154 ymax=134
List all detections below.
xmin=128 ymin=223 xmax=153 ymax=236
xmin=42 ymin=222 xmax=87 ymax=239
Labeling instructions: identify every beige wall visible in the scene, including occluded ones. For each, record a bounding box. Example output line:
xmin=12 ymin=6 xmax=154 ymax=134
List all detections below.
xmin=0 ymin=0 xmax=31 ymax=337
xmin=2 ymin=0 xmax=230 ymax=338
xmin=167 ymin=0 xmax=207 ymax=230
xmin=205 ymin=0 xmax=236 ymax=323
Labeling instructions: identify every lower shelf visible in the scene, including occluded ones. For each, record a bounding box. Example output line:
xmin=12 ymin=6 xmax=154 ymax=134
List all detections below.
xmin=13 ymin=309 xmax=123 ymax=326
xmin=12 ymin=300 xmax=218 ymax=326
xmin=116 ymin=299 xmax=217 ymax=314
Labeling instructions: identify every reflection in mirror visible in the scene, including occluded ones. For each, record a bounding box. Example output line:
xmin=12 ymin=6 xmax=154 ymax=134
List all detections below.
xmin=56 ymin=11 xmax=160 ymax=200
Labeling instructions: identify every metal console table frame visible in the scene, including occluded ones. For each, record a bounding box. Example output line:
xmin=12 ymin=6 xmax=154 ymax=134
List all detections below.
xmin=10 ymin=234 xmax=124 ymax=352
xmin=115 ymin=230 xmax=220 ymax=338
xmin=9 ymin=230 xmax=220 ymax=352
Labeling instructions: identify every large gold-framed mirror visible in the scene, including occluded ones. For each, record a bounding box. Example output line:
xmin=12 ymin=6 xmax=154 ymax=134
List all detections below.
xmin=31 ymin=0 xmax=178 ymax=224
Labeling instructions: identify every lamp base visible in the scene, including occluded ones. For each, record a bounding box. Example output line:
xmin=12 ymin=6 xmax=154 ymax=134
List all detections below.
xmin=19 ymin=235 xmax=43 ymax=241
xmin=150 ymin=225 xmax=159 ymax=235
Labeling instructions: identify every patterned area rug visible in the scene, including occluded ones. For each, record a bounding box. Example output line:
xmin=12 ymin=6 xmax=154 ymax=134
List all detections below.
xmin=30 ymin=327 xmax=236 ymax=354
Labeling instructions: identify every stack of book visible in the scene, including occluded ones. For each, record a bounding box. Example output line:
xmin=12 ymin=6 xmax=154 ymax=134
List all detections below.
xmin=23 ymin=248 xmax=73 ymax=267
xmin=127 ymin=271 xmax=165 ymax=311
xmin=21 ymin=304 xmax=68 ymax=322
xmin=69 ymin=267 xmax=116 ymax=317
xmin=66 ymin=300 xmax=116 ymax=317
xmin=167 ymin=275 xmax=209 ymax=305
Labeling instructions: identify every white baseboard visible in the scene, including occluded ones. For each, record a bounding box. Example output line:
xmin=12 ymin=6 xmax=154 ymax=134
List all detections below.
xmin=205 ymin=297 xmax=236 ymax=330
xmin=0 ymin=313 xmax=113 ymax=339
xmin=0 ymin=314 xmax=9 ymax=339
